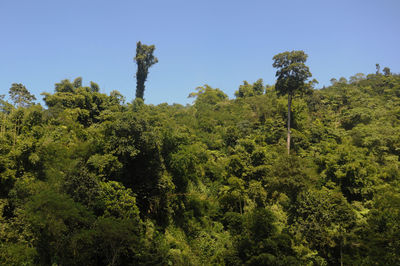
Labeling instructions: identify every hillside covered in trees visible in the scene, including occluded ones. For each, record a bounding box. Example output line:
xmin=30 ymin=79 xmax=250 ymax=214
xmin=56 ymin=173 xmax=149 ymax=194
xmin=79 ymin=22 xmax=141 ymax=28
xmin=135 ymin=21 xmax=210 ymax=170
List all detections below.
xmin=1 ymin=70 xmax=400 ymax=265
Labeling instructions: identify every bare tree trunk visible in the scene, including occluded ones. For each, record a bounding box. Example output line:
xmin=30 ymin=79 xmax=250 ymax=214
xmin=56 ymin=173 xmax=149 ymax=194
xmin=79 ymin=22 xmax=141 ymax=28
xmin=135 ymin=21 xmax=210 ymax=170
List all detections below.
xmin=340 ymin=239 xmax=343 ymax=266
xmin=287 ymin=93 xmax=292 ymax=155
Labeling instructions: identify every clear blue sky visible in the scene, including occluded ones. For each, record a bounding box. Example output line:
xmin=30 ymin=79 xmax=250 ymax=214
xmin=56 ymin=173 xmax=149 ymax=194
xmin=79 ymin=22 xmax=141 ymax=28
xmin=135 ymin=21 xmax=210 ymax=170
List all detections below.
xmin=1 ymin=0 xmax=399 ymax=105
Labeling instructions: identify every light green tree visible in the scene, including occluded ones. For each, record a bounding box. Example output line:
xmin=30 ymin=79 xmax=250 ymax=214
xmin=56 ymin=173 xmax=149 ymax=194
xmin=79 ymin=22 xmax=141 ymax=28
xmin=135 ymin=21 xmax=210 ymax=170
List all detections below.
xmin=8 ymin=83 xmax=36 ymax=108
xmin=235 ymin=79 xmax=265 ymax=98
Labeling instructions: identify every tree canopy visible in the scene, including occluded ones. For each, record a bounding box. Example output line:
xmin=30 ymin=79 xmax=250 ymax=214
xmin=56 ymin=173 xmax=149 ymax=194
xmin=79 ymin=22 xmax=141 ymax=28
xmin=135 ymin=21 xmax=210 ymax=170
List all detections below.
xmin=8 ymin=83 xmax=36 ymax=108
xmin=0 ymin=57 xmax=399 ymax=265
xmin=134 ymin=41 xmax=158 ymax=100
xmin=272 ymin=50 xmax=312 ymax=96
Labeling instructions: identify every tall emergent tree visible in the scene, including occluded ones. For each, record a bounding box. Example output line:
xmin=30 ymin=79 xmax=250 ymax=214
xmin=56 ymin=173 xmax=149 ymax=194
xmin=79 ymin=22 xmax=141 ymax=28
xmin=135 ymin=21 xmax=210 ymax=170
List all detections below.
xmin=134 ymin=41 xmax=158 ymax=100
xmin=272 ymin=51 xmax=311 ymax=154
xmin=9 ymin=83 xmax=36 ymax=108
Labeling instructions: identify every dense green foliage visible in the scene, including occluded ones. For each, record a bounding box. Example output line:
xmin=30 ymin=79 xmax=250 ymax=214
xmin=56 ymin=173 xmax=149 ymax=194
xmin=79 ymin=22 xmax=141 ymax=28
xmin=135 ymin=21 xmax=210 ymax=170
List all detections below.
xmin=134 ymin=41 xmax=158 ymax=100
xmin=1 ymin=70 xmax=399 ymax=265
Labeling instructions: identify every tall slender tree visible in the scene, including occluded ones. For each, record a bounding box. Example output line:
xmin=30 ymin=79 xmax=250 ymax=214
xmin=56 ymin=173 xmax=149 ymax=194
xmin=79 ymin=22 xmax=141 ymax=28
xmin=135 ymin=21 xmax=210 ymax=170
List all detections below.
xmin=134 ymin=41 xmax=158 ymax=100
xmin=8 ymin=83 xmax=36 ymax=108
xmin=272 ymin=51 xmax=311 ymax=154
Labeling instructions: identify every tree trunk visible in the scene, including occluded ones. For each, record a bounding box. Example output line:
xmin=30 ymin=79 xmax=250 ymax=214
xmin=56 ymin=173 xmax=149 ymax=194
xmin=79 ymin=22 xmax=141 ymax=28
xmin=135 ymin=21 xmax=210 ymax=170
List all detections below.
xmin=1 ymin=114 xmax=5 ymax=136
xmin=135 ymin=66 xmax=147 ymax=100
xmin=340 ymin=239 xmax=343 ymax=266
xmin=287 ymin=93 xmax=292 ymax=154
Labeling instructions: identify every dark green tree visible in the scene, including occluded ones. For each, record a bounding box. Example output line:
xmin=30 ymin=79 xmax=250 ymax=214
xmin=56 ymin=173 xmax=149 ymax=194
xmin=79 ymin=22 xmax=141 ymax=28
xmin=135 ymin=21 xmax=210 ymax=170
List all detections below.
xmin=272 ymin=51 xmax=311 ymax=154
xmin=375 ymin=63 xmax=380 ymax=75
xmin=90 ymin=81 xmax=100 ymax=92
xmin=134 ymin=41 xmax=158 ymax=100
xmin=8 ymin=83 xmax=36 ymax=108
xmin=73 ymin=77 xmax=82 ymax=88
xmin=383 ymin=67 xmax=391 ymax=76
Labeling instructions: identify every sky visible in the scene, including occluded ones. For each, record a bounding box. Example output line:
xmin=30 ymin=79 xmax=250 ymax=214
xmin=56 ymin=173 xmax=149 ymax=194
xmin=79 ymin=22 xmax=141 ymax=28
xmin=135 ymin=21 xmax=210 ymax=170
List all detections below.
xmin=1 ymin=0 xmax=399 ymax=105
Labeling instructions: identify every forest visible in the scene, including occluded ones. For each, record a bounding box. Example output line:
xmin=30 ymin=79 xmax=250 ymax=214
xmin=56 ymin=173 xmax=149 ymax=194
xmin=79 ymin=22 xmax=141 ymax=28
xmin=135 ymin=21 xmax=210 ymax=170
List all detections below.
xmin=0 ymin=49 xmax=399 ymax=265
